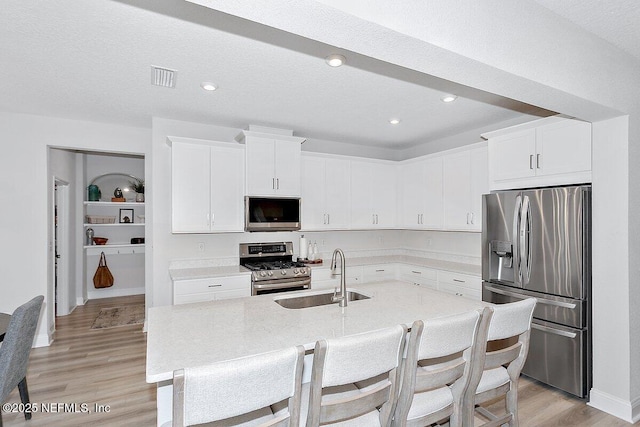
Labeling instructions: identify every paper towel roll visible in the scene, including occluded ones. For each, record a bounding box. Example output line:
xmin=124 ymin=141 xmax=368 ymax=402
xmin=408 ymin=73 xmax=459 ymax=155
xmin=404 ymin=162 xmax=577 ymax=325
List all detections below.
xmin=299 ymin=235 xmax=308 ymax=260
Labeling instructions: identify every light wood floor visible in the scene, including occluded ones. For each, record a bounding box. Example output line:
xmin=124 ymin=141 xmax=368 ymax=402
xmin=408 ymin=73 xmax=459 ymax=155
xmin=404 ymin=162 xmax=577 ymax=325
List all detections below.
xmin=1 ymin=295 xmax=635 ymax=426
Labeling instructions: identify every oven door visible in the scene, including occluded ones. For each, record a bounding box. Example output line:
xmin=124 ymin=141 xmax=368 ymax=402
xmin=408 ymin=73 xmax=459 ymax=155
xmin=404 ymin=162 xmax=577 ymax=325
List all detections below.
xmin=252 ymin=277 xmax=311 ymax=295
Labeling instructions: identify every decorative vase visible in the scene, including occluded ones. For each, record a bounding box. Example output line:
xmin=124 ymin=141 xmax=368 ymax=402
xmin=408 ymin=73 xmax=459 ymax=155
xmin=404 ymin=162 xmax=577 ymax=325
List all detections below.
xmin=136 ymin=192 xmax=145 ymax=202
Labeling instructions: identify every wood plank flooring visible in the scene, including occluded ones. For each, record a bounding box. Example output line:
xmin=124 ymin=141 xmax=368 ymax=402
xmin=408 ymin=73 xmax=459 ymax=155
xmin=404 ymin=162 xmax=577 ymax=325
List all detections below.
xmin=1 ymin=295 xmax=635 ymax=426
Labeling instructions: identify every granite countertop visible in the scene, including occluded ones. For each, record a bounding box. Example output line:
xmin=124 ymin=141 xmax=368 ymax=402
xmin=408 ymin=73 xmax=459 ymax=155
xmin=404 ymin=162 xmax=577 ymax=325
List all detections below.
xmin=146 ymin=281 xmax=488 ymax=383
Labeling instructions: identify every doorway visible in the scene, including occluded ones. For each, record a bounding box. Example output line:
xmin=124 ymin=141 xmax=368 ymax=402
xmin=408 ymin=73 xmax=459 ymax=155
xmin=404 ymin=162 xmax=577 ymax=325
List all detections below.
xmin=53 ymin=179 xmax=72 ymax=317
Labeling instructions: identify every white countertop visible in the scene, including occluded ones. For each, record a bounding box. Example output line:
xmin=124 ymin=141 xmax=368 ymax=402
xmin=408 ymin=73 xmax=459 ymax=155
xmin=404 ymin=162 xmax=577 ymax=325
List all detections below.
xmin=169 ymin=255 xmax=480 ymax=281
xmin=146 ymin=281 xmax=488 ymax=383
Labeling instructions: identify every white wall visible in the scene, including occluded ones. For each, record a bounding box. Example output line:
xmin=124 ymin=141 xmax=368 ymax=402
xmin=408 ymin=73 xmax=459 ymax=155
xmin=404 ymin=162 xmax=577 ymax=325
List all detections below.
xmin=0 ymin=111 xmax=149 ymax=346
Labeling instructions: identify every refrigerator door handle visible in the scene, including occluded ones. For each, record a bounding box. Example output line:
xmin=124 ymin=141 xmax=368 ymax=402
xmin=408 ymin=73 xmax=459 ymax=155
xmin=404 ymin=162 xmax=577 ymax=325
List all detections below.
xmin=532 ymin=323 xmax=577 ymax=339
xmin=513 ymin=195 xmax=522 ymax=285
xmin=520 ymin=195 xmax=532 ymax=285
xmin=484 ymin=284 xmax=577 ymax=309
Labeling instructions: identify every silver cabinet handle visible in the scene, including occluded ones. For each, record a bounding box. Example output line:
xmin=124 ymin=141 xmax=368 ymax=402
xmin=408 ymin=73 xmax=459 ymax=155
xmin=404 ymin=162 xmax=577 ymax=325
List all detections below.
xmin=536 ymin=154 xmax=541 ymax=169
xmin=470 ymin=212 xmax=474 ymax=225
xmin=529 ymin=154 xmax=534 ymax=169
xmin=375 ymin=269 xmax=385 ymax=272
xmin=453 ymin=278 xmax=465 ymax=283
xmin=532 ymin=323 xmax=577 ymax=339
xmin=411 ymin=270 xmax=421 ymax=274
xmin=376 ymin=214 xmax=379 ymax=224
xmin=417 ymin=214 xmax=420 ymax=224
xmin=276 ymin=178 xmax=279 ymax=189
xmin=211 ymin=213 xmax=215 ymax=225
xmin=208 ymin=284 xmax=222 ymax=288
xmin=327 ymin=214 xmax=330 ymax=224
xmin=466 ymin=213 xmax=470 ymax=224
xmin=272 ymin=178 xmax=275 ymax=189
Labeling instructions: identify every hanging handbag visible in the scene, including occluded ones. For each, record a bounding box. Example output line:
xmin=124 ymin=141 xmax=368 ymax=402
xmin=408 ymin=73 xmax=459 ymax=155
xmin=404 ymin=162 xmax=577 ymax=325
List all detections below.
xmin=93 ymin=251 xmax=114 ymax=288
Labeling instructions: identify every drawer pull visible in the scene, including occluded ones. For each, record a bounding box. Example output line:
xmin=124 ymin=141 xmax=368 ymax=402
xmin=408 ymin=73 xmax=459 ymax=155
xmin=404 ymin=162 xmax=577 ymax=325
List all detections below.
xmin=411 ymin=271 xmax=421 ymax=274
xmin=453 ymin=279 xmax=465 ymax=283
xmin=208 ymin=284 xmax=222 ymax=288
xmin=375 ymin=269 xmax=385 ymax=272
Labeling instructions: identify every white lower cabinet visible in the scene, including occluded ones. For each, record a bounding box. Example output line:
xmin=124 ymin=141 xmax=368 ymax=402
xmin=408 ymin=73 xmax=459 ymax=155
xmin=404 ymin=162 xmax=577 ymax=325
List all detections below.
xmin=310 ymin=268 xmax=339 ymax=290
xmin=397 ymin=264 xmax=438 ymax=290
xmin=362 ymin=264 xmax=397 ymax=283
xmin=437 ymin=271 xmax=482 ymax=301
xmin=173 ymin=275 xmax=251 ymax=305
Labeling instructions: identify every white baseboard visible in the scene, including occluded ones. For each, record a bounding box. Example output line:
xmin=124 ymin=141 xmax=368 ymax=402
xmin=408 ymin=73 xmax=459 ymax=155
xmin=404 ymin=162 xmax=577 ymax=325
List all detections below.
xmin=34 ymin=331 xmax=51 ymax=348
xmin=87 ymin=287 xmax=145 ymax=300
xmin=76 ymin=296 xmax=87 ymax=306
xmin=588 ymin=388 xmax=639 ymax=423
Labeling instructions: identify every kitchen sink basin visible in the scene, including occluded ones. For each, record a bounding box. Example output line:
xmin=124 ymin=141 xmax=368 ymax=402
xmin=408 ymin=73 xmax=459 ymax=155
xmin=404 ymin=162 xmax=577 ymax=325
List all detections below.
xmin=274 ymin=291 xmax=371 ymax=309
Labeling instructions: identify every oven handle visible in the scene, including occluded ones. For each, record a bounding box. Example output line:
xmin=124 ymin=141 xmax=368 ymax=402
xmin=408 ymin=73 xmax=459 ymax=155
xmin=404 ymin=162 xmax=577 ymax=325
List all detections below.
xmin=484 ymin=284 xmax=577 ymax=309
xmin=252 ymin=278 xmax=311 ymax=290
xmin=531 ymin=323 xmax=577 ymax=339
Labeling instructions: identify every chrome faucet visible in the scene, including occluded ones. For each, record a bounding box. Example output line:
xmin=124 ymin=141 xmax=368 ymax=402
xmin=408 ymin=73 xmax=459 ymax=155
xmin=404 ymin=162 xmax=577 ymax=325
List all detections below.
xmin=331 ymin=248 xmax=347 ymax=307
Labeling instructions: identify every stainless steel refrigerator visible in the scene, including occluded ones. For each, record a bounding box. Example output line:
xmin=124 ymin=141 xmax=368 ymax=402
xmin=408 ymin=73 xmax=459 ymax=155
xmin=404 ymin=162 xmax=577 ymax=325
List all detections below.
xmin=482 ymin=185 xmax=591 ymax=398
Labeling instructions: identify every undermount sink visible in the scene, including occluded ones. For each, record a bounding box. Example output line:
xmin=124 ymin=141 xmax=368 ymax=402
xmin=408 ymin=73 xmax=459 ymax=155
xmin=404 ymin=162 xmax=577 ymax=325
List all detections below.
xmin=274 ymin=291 xmax=371 ymax=309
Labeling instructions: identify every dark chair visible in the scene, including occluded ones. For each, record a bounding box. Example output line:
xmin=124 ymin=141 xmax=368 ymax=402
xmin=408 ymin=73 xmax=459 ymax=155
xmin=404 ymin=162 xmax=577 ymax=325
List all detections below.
xmin=0 ymin=295 xmax=44 ymax=427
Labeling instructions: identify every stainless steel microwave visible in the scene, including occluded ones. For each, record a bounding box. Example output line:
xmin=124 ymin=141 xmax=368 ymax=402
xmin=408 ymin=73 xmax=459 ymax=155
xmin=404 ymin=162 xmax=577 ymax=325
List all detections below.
xmin=245 ymin=197 xmax=301 ymax=232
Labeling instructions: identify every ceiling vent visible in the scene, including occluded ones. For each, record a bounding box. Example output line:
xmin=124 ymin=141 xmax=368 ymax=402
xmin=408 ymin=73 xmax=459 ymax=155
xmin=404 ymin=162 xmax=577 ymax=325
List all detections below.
xmin=151 ymin=66 xmax=177 ymax=88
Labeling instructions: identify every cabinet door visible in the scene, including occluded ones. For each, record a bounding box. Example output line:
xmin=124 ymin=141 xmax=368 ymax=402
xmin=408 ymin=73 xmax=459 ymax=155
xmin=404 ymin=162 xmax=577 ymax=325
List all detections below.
xmin=489 ymin=129 xmax=536 ymax=182
xmin=443 ymin=151 xmax=472 ymax=230
xmin=422 ymin=157 xmax=444 ymax=229
xmin=399 ymin=161 xmax=425 ymax=228
xmin=324 ymin=157 xmax=351 ymax=229
xmin=469 ymin=146 xmax=489 ymax=231
xmin=172 ymin=142 xmax=211 ymax=233
xmin=301 ymin=156 xmax=326 ymax=230
xmin=370 ymin=163 xmax=396 ymax=227
xmin=245 ymin=136 xmax=276 ymax=196
xmin=274 ymin=140 xmax=302 ymax=196
xmin=350 ymin=161 xmax=373 ymax=228
xmin=536 ymin=120 xmax=591 ymax=177
xmin=210 ymin=146 xmax=244 ymax=232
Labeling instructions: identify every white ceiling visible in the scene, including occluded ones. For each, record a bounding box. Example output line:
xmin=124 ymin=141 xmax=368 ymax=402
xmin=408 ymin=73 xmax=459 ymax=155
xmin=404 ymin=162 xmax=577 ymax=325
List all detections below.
xmin=0 ymin=1 xmax=637 ymax=150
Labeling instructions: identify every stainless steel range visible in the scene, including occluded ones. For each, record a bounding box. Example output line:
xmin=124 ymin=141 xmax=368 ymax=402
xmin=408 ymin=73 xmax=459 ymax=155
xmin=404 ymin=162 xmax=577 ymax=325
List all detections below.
xmin=240 ymin=242 xmax=311 ymax=295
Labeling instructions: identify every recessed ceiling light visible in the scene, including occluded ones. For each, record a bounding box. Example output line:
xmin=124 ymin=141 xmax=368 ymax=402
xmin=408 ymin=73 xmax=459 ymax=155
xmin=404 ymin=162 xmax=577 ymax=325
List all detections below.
xmin=325 ymin=54 xmax=346 ymax=67
xmin=389 ymin=118 xmax=401 ymax=125
xmin=441 ymin=94 xmax=458 ymax=103
xmin=201 ymin=82 xmax=217 ymax=91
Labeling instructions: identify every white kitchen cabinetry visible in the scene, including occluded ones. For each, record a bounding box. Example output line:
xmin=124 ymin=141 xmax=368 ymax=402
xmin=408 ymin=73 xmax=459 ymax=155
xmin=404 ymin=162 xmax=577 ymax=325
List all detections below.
xmin=362 ymin=264 xmax=397 ymax=283
xmin=310 ymin=268 xmax=339 ymax=290
xmin=437 ymin=271 xmax=482 ymax=301
xmin=301 ymin=154 xmax=350 ymax=230
xmin=238 ymin=131 xmax=306 ymax=196
xmin=398 ymin=157 xmax=443 ymax=229
xmin=397 ymin=264 xmax=438 ymax=290
xmin=350 ymin=160 xmax=397 ymax=228
xmin=173 ymin=275 xmax=251 ymax=305
xmin=170 ymin=138 xmax=244 ymax=233
xmin=485 ymin=117 xmax=592 ymax=190
xmin=442 ymin=145 xmax=488 ymax=231
xmin=84 ymin=201 xmax=145 ymax=254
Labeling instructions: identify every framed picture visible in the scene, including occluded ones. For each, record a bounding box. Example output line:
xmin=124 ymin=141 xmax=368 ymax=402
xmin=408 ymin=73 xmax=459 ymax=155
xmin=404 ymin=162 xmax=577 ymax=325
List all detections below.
xmin=119 ymin=208 xmax=134 ymax=224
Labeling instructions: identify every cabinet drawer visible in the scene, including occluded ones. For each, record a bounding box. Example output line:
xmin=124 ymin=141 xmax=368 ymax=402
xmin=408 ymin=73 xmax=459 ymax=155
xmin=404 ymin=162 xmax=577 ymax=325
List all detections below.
xmin=346 ymin=266 xmax=363 ymax=283
xmin=438 ymin=271 xmax=481 ymax=292
xmin=174 ymin=292 xmax=216 ymax=305
xmin=398 ymin=264 xmax=438 ymax=281
xmin=174 ymin=275 xmax=250 ymax=296
xmin=362 ymin=264 xmax=396 ymax=282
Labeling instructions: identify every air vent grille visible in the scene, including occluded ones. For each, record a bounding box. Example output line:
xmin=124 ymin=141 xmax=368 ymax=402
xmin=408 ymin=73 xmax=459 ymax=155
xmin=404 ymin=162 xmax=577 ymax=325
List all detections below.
xmin=151 ymin=66 xmax=177 ymax=88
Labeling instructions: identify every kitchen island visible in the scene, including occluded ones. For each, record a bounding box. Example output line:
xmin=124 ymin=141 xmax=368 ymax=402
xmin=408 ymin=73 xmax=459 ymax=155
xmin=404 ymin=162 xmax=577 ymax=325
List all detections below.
xmin=146 ymin=281 xmax=488 ymax=426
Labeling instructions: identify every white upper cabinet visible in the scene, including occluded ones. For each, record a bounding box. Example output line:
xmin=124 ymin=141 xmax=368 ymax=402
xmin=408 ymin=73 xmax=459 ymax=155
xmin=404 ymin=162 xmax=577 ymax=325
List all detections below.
xmin=484 ymin=116 xmax=592 ymax=190
xmin=398 ymin=156 xmax=443 ymax=229
xmin=301 ymin=154 xmax=350 ymax=230
xmin=442 ymin=145 xmax=488 ymax=231
xmin=238 ymin=130 xmax=305 ymax=196
xmin=170 ymin=138 xmax=244 ymax=233
xmin=350 ymin=159 xmax=397 ymax=228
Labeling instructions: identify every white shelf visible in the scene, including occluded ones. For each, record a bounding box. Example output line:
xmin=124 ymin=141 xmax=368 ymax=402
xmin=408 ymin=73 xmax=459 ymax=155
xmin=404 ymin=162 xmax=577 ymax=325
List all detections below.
xmin=84 ymin=244 xmax=145 ymax=255
xmin=84 ymin=223 xmax=145 ymax=227
xmin=84 ymin=201 xmax=144 ymax=207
